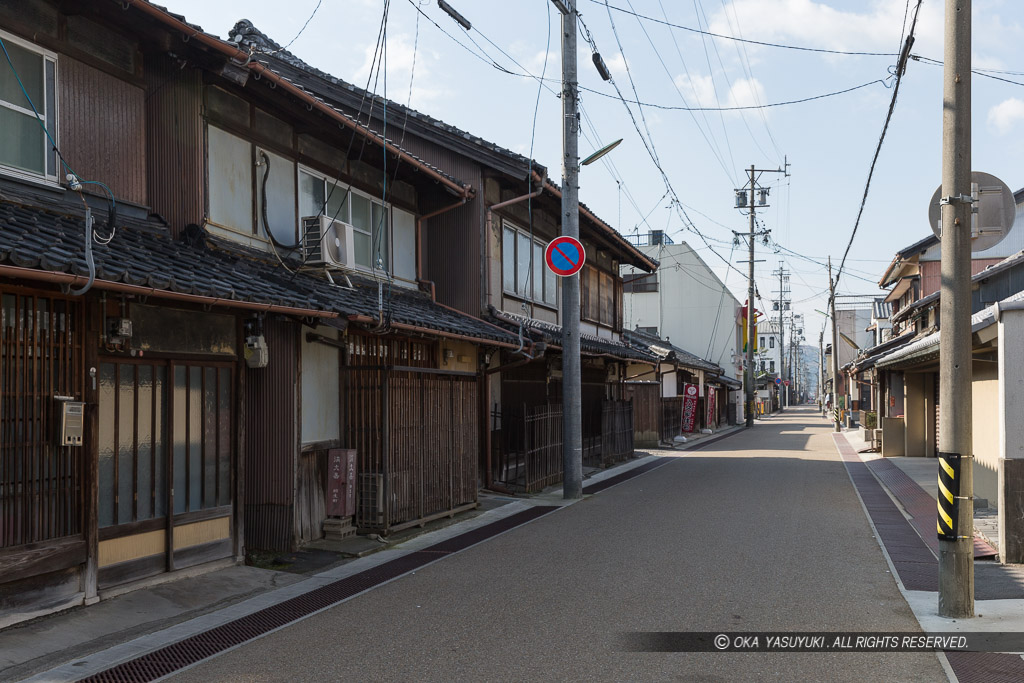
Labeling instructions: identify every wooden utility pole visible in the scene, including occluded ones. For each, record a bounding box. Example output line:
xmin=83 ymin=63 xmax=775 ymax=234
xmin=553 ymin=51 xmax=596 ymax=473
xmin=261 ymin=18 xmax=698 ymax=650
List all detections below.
xmin=828 ymin=257 xmax=840 ymax=432
xmin=938 ymin=0 xmax=974 ymax=617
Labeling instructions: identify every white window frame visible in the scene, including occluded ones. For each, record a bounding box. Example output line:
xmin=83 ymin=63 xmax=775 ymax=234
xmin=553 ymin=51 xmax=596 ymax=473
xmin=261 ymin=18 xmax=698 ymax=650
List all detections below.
xmin=0 ymin=29 xmax=59 ymax=185
xmin=501 ymin=219 xmax=557 ymax=307
xmin=298 ymin=165 xmax=393 ymax=276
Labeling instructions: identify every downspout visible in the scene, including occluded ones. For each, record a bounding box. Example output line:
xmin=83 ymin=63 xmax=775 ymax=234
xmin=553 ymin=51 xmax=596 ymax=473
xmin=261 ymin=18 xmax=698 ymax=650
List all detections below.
xmin=416 ymin=198 xmax=468 ymax=302
xmin=484 ymin=176 xmax=545 ymax=318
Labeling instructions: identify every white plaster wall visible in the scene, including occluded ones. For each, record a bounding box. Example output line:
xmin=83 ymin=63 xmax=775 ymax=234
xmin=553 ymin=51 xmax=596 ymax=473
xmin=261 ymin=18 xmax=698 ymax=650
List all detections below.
xmin=300 ymin=325 xmax=340 ymax=445
xmin=622 ymin=241 xmax=741 ymax=380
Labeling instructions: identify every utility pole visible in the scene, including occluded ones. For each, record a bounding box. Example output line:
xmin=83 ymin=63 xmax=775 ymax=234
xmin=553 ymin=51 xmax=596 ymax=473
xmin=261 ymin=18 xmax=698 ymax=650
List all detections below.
xmin=735 ymin=162 xmax=788 ymax=427
xmin=938 ymin=0 xmax=973 ymax=618
xmin=745 ymin=166 xmax=756 ymax=428
xmin=828 ymin=257 xmax=840 ymax=432
xmin=772 ymin=262 xmax=790 ymax=409
xmin=559 ymin=0 xmax=582 ymax=499
xmin=819 ymin=324 xmax=825 ymax=415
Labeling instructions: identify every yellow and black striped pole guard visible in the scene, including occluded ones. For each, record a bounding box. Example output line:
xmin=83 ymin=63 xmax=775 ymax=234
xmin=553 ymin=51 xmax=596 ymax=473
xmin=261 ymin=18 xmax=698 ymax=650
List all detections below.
xmin=937 ymin=452 xmax=963 ymax=541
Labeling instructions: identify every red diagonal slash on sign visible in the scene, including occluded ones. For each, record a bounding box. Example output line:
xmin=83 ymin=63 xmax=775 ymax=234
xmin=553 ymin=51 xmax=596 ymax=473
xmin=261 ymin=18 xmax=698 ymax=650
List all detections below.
xmin=545 ymin=236 xmax=586 ymax=277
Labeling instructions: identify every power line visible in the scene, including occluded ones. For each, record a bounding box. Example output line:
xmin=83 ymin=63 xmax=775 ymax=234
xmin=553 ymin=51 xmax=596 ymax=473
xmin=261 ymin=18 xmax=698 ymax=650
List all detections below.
xmin=253 ymin=0 xmax=323 ymax=55
xmin=578 ymin=77 xmax=893 ymax=111
xmin=586 ymin=0 xmax=899 ymax=57
xmin=617 ymin=0 xmax=736 ymax=183
xmin=831 ymin=0 xmax=923 ymax=301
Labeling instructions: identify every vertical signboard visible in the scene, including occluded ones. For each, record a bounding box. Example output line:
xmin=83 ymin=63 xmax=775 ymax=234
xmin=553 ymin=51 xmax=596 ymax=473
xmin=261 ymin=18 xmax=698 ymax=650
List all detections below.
xmin=327 ymin=448 xmax=357 ymax=517
xmin=681 ymin=383 xmax=699 ymax=433
xmin=706 ymin=387 xmax=717 ymax=429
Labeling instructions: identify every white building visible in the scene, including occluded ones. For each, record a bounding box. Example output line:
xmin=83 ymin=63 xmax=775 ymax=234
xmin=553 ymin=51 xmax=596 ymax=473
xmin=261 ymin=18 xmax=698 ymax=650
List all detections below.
xmin=622 ymin=232 xmax=744 ymax=412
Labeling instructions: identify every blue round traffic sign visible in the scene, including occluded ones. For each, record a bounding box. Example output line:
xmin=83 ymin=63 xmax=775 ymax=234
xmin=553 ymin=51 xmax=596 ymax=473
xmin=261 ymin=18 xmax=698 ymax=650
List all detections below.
xmin=545 ymin=236 xmax=586 ymax=277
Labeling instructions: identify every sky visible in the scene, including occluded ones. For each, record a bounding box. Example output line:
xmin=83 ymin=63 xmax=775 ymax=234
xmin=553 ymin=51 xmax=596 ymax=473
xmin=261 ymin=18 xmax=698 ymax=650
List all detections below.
xmin=159 ymin=0 xmax=1024 ymax=349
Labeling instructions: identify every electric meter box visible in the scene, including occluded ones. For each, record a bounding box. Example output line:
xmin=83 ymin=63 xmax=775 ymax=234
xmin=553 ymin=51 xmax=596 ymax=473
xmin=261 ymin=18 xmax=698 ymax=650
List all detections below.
xmin=56 ymin=398 xmax=85 ymax=447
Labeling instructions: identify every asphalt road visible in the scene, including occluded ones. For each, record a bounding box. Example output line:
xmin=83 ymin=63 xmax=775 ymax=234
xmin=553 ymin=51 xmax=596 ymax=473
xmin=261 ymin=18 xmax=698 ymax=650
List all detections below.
xmin=175 ymin=407 xmax=945 ymax=682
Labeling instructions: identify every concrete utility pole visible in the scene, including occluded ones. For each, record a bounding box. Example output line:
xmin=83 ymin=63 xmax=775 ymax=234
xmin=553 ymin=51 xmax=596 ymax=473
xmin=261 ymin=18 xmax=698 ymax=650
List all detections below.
xmin=736 ymin=164 xmax=788 ymax=426
xmin=829 ymin=257 xmax=840 ymax=432
xmin=559 ymin=0 xmax=583 ymax=500
xmin=745 ymin=166 xmax=756 ymax=428
xmin=938 ymin=0 xmax=974 ymax=618
xmin=773 ymin=262 xmax=790 ymax=409
xmin=819 ymin=325 xmax=825 ymax=415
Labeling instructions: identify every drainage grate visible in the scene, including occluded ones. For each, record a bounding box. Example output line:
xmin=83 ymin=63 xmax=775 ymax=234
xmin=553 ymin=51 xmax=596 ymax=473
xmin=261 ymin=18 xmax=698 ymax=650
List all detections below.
xmin=583 ymin=458 xmax=670 ymax=494
xmin=423 ymin=506 xmax=558 ymax=554
xmin=945 ymin=651 xmax=1024 ymax=682
xmin=833 ymin=434 xmax=938 ymax=591
xmin=81 ymin=507 xmax=558 ymax=682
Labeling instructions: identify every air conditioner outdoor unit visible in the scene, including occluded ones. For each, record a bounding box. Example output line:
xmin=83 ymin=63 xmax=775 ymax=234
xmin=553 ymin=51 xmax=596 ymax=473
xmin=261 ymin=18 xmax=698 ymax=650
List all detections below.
xmin=302 ymin=215 xmax=355 ymax=269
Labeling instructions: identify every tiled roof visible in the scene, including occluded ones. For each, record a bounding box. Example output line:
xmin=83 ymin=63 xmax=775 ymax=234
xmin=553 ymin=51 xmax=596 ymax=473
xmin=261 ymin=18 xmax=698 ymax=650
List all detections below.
xmin=891 ymin=249 xmax=1024 ymax=323
xmin=230 ymin=20 xmax=534 ymax=180
xmin=229 ymin=20 xmax=657 ymax=272
xmin=0 ymin=185 xmax=520 ymax=346
xmin=621 ymin=328 xmax=722 ymax=373
xmin=489 ymin=308 xmax=659 ymax=363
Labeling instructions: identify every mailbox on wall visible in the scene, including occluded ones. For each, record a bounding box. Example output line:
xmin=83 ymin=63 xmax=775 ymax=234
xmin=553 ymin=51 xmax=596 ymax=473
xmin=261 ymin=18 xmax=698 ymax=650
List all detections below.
xmin=326 ymin=449 xmax=357 ymax=518
xmin=55 ymin=396 xmax=85 ymax=447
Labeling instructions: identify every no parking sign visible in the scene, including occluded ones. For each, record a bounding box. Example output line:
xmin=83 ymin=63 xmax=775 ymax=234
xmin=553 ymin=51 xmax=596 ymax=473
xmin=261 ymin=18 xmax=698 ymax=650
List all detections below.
xmin=545 ymin=236 xmax=586 ymax=277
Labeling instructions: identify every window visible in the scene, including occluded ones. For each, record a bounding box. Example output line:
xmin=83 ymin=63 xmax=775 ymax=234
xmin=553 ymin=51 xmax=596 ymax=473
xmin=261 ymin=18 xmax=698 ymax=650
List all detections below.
xmin=98 ymin=361 xmax=233 ymax=527
xmin=769 ymin=337 xmax=775 ymax=348
xmin=760 ymin=336 xmax=765 ymax=348
xmin=623 ymin=272 xmax=657 ymax=293
xmin=0 ymin=31 xmax=57 ymax=181
xmin=501 ymin=220 xmax=557 ymax=306
xmin=760 ymin=361 xmax=766 ymax=372
xmin=299 ymin=168 xmax=392 ymax=273
xmin=638 ymin=326 xmax=659 ymax=336
xmin=580 ymin=264 xmax=622 ymax=329
xmin=770 ymin=361 xmax=776 ymax=373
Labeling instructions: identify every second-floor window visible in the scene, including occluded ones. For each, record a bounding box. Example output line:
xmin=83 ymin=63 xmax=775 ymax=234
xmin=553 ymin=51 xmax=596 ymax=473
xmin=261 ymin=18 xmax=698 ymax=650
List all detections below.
xmin=0 ymin=31 xmax=57 ymax=182
xmin=581 ymin=264 xmax=621 ymax=330
xmin=623 ymin=272 xmax=657 ymax=293
xmin=769 ymin=337 xmax=775 ymax=348
xmin=299 ymin=168 xmax=389 ymax=272
xmin=502 ymin=220 xmax=557 ymax=307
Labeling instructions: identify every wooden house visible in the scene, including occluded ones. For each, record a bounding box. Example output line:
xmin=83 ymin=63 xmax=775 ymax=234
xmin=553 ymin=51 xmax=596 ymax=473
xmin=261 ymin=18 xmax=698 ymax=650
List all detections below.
xmin=0 ymin=0 xmax=522 ymax=626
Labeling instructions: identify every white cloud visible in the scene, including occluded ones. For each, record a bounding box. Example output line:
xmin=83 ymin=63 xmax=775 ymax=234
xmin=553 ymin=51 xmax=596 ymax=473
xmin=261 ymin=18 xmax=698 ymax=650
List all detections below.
xmin=605 ymin=52 xmax=630 ymax=79
xmin=353 ymin=33 xmax=447 ymax=107
xmin=726 ymin=77 xmax=767 ymax=109
xmin=988 ymin=98 xmax=1024 ymax=134
xmin=673 ymin=73 xmax=768 ymax=113
xmin=708 ymin=0 xmax=944 ymax=58
xmin=673 ymin=73 xmax=718 ymax=108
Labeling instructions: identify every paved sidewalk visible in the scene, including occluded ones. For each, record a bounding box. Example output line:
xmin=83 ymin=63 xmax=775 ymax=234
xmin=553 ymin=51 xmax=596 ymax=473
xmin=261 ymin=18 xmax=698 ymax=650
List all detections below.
xmin=832 ymin=428 xmax=1024 ymax=681
xmin=1 ymin=436 xmax=743 ymax=682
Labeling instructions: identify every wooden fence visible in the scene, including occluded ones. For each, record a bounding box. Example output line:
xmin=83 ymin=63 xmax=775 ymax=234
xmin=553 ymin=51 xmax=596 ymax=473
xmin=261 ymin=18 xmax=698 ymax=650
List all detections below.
xmin=624 ymin=382 xmax=660 ymax=447
xmin=495 ymin=399 xmax=634 ymax=490
xmin=343 ymin=366 xmax=478 ymax=535
xmin=659 ymin=397 xmax=683 ymax=443
xmin=1 ymin=291 xmax=83 ymax=549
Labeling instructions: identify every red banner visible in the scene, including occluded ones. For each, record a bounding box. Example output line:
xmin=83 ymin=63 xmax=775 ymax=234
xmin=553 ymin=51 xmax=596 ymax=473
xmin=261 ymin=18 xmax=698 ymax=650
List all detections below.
xmin=681 ymin=383 xmax=699 ymax=433
xmin=706 ymin=387 xmax=717 ymax=429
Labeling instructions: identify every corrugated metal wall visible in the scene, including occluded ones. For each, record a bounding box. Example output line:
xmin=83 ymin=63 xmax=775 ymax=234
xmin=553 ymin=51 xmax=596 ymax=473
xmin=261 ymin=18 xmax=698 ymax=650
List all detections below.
xmin=243 ymin=318 xmax=298 ymax=551
xmin=145 ymin=60 xmax=204 ymax=238
xmin=401 ymin=138 xmax=483 ymax=317
xmin=58 ymin=57 xmax=146 ymax=205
